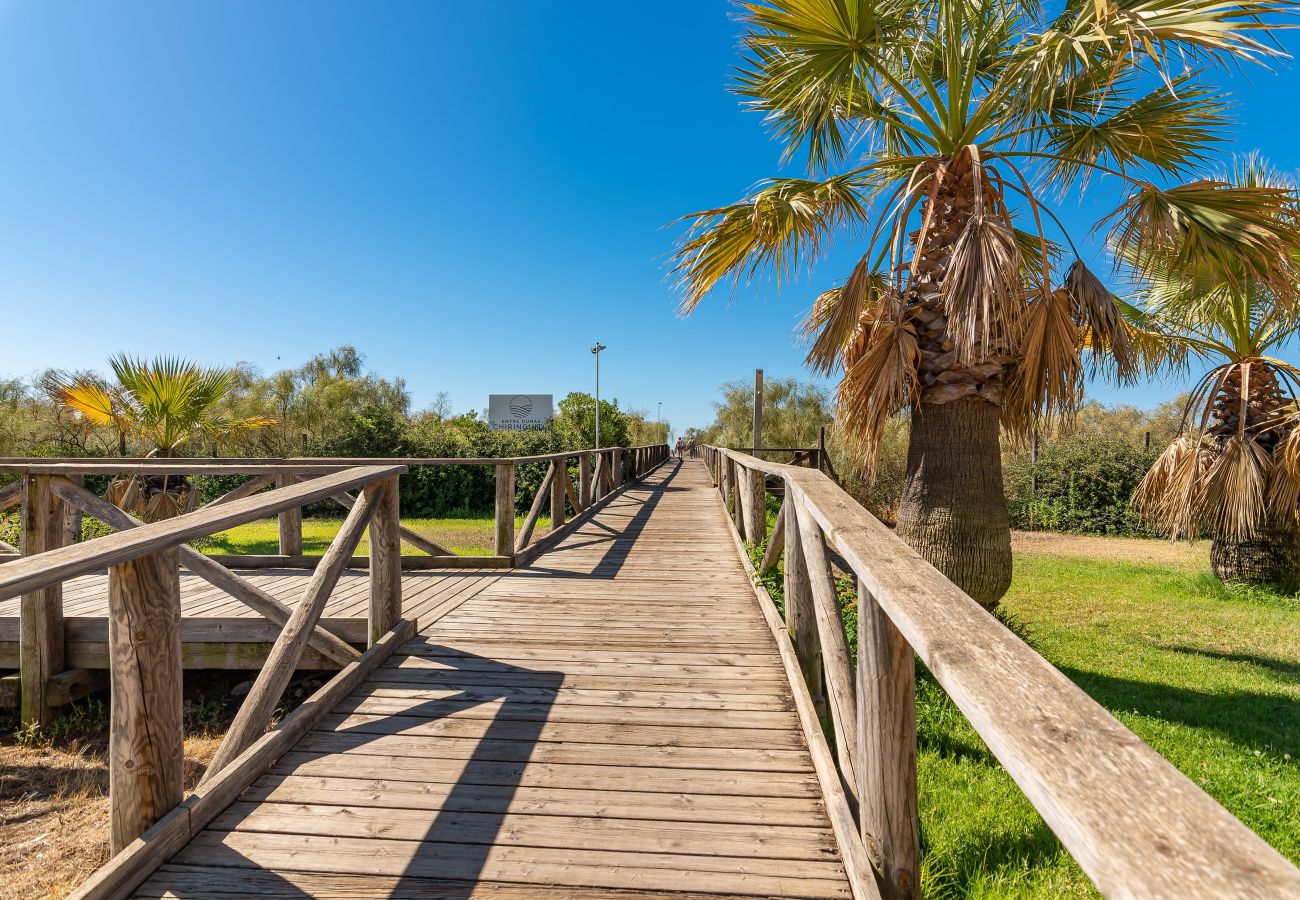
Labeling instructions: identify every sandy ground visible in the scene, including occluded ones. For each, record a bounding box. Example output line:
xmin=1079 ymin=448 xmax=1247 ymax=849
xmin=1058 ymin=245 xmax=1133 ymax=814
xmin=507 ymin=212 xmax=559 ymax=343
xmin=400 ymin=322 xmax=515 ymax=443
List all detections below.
xmin=1012 ymin=530 xmax=1210 ymax=572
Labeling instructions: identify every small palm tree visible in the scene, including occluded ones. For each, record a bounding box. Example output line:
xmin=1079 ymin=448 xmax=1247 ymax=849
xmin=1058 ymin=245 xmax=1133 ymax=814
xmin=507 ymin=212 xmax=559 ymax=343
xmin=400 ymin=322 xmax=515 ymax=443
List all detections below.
xmin=47 ymin=354 xmax=274 ymax=520
xmin=1128 ymin=157 xmax=1300 ymax=591
xmin=672 ymin=0 xmax=1300 ymax=607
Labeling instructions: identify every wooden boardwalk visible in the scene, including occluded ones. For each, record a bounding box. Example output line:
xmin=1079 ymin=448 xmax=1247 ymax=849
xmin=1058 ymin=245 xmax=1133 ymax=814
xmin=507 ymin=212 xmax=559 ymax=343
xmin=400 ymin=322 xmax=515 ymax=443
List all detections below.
xmin=135 ymin=459 xmax=852 ymax=898
xmin=0 ymin=568 xmax=498 ymax=669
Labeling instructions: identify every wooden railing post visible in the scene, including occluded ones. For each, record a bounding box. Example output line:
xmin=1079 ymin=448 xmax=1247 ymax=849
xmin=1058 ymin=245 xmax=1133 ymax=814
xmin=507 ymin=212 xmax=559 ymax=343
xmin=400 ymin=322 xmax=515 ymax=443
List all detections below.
xmin=611 ymin=448 xmax=623 ymax=488
xmin=783 ymin=494 xmax=825 ymax=719
xmin=276 ymin=474 xmax=302 ymax=556
xmin=857 ymin=579 xmax=920 ymax=900
xmin=108 ymin=546 xmax=183 ymax=854
xmin=550 ymin=457 xmax=566 ymax=532
xmin=752 ymin=471 xmax=767 ymax=544
xmin=579 ymin=453 xmax=593 ymax=508
xmin=365 ymin=476 xmax=402 ymax=646
xmin=20 ymin=473 xmax=66 ymax=727
xmin=494 ymin=463 xmax=515 ymax=557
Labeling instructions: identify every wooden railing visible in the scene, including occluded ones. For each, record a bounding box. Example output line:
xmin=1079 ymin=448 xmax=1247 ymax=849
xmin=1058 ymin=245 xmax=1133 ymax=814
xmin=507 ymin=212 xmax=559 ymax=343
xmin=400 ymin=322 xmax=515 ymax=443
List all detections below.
xmin=0 ymin=464 xmax=405 ymax=853
xmin=702 ymin=445 xmax=1300 ymax=900
xmin=0 ymin=446 xmax=669 ymax=726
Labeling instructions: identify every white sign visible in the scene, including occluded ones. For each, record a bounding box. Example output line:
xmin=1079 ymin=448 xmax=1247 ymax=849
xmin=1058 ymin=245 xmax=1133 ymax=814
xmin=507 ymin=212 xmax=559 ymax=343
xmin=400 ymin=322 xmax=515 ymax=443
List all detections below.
xmin=489 ymin=394 xmax=554 ymax=431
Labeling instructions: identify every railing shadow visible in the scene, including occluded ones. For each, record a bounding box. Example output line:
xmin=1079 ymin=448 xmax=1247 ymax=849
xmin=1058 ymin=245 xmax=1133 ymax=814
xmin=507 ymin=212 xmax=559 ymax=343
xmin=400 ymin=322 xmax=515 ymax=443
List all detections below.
xmin=170 ymin=647 xmax=563 ymax=897
xmin=517 ymin=457 xmax=685 ymax=580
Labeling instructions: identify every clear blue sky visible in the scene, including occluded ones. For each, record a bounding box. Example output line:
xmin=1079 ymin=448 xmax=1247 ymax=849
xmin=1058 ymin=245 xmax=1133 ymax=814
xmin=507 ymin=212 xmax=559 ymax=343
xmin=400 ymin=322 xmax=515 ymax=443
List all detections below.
xmin=1 ymin=2 xmax=1298 ymax=432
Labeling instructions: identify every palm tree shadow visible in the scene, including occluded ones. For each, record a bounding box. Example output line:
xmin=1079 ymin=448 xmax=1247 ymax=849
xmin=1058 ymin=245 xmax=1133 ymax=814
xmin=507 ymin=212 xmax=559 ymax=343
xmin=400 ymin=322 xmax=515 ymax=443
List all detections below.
xmin=168 ymin=648 xmax=564 ymax=897
xmin=1055 ymin=664 xmax=1299 ymax=755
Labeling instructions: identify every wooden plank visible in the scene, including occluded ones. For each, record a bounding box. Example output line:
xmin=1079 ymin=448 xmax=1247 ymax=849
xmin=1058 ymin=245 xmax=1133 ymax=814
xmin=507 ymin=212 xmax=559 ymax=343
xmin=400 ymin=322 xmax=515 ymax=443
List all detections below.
xmin=69 ymin=620 xmax=415 ymax=900
xmin=210 ymin=801 xmax=838 ymax=860
xmin=857 ymin=581 xmax=919 ymax=900
xmin=20 ymin=474 xmax=65 ymax=726
xmin=760 ymin=496 xmax=785 ymax=571
xmin=203 ymin=490 xmax=378 ymax=780
xmin=137 ymin=866 xmax=750 ymax=899
xmin=550 ymin=455 xmax=567 ymax=531
xmin=364 ymin=477 xmax=401 ymax=645
xmin=108 ymin=547 xmax=183 ymax=854
xmin=170 ymin=832 xmax=852 ymax=898
xmin=494 ymin=462 xmax=514 ymax=557
xmin=0 ymin=465 xmax=406 ymax=601
xmin=48 ymin=477 xmax=360 ymax=668
xmin=275 ymin=474 xmax=302 ymax=556
xmin=243 ymin=773 xmax=826 ymax=826
xmin=794 ymin=499 xmax=860 ymax=800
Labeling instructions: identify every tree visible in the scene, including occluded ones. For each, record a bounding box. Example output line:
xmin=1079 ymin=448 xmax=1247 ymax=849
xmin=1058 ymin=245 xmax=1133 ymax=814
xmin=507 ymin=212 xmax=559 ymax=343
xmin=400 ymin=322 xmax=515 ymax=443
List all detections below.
xmin=1128 ymin=157 xmax=1300 ymax=590
xmin=701 ymin=377 xmax=831 ymax=448
xmin=46 ymin=355 xmax=274 ymax=519
xmin=672 ymin=0 xmax=1300 ymax=607
xmin=553 ymin=392 xmax=631 ymax=449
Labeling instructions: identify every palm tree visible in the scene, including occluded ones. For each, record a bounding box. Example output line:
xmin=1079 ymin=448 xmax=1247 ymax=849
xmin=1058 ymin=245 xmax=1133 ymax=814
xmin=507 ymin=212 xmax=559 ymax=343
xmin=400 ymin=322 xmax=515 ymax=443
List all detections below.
xmin=672 ymin=0 xmax=1300 ymax=607
xmin=47 ymin=355 xmax=274 ymax=520
xmin=1128 ymin=157 xmax=1300 ymax=591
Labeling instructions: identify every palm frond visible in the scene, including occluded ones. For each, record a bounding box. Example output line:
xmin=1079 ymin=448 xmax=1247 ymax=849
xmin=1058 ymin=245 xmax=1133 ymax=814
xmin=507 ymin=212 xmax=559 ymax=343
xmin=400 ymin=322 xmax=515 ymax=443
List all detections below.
xmin=1134 ymin=434 xmax=1214 ymax=538
xmin=1004 ymin=287 xmax=1083 ymax=433
xmin=672 ymin=170 xmax=879 ymax=310
xmin=46 ymin=377 xmax=119 ymax=427
xmin=799 ymin=255 xmax=894 ymax=375
xmin=1065 ymin=260 xmax=1138 ymax=379
xmin=1106 ymin=179 xmax=1300 ymax=303
xmin=1044 ymin=75 xmax=1228 ymax=182
xmin=838 ymin=314 xmax=920 ymax=471
xmin=1268 ymin=417 xmax=1300 ymax=525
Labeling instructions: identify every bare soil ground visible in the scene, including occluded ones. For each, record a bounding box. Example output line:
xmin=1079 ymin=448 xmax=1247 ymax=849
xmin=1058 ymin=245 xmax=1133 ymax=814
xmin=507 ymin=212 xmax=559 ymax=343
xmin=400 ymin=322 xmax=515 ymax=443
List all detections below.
xmin=1012 ymin=530 xmax=1210 ymax=572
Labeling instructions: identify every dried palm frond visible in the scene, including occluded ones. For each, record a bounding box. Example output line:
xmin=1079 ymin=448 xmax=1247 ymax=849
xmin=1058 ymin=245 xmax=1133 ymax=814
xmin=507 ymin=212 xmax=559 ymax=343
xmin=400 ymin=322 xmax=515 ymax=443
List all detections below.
xmin=1065 ymin=260 xmax=1137 ymax=380
xmin=1267 ymin=415 xmax=1300 ymax=525
xmin=1003 ymin=287 xmax=1081 ymax=435
xmin=941 ymin=149 xmax=1024 ymax=365
xmin=1202 ymin=434 xmax=1272 ymax=541
xmin=799 ymin=255 xmax=893 ymax=375
xmin=837 ymin=316 xmax=920 ymax=474
xmin=1134 ymin=435 xmax=1215 ymax=538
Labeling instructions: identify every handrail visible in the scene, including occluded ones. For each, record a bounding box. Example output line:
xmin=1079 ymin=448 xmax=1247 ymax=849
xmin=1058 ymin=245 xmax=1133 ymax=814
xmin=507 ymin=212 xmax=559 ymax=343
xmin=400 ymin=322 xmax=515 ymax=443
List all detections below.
xmin=703 ymin=445 xmax=1300 ymax=899
xmin=0 ymin=445 xmax=671 ymax=472
xmin=0 ymin=465 xmax=405 ymax=600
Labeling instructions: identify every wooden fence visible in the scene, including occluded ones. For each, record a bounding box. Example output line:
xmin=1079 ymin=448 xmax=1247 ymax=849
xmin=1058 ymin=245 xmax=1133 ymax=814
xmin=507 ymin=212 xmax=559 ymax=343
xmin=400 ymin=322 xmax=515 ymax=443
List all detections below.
xmin=0 ymin=444 xmax=668 ymax=855
xmin=701 ymin=445 xmax=1300 ymax=900
xmin=0 ymin=446 xmax=668 ymax=725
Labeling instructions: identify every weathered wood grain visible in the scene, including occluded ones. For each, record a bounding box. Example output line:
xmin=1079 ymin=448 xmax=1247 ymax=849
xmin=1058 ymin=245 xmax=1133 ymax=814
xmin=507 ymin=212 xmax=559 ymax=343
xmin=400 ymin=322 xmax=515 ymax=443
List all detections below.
xmin=202 ymin=490 xmax=378 ymax=780
xmin=48 ymin=477 xmax=360 ymax=668
xmin=108 ymin=547 xmax=183 ymax=854
xmin=20 ymin=474 xmax=65 ymax=726
xmin=365 ymin=477 xmax=402 ymax=645
xmin=0 ymin=464 xmax=405 ymax=601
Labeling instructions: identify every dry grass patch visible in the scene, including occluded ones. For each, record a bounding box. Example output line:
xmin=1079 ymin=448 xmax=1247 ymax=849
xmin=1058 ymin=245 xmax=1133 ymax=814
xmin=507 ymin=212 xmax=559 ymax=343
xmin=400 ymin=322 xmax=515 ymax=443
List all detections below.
xmin=1012 ymin=530 xmax=1209 ymax=572
xmin=0 ymin=734 xmax=219 ymax=900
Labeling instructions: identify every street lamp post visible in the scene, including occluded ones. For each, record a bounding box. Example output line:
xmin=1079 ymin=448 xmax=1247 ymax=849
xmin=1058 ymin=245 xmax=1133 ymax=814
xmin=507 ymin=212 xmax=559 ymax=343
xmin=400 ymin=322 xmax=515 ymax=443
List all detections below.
xmin=591 ymin=342 xmax=606 ymax=449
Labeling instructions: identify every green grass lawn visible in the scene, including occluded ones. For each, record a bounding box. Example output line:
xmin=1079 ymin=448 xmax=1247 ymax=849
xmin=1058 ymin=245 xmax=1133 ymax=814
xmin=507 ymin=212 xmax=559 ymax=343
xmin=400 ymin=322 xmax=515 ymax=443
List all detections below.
xmin=752 ymin=537 xmax=1299 ymax=898
xmin=198 ymin=515 xmax=550 ymax=557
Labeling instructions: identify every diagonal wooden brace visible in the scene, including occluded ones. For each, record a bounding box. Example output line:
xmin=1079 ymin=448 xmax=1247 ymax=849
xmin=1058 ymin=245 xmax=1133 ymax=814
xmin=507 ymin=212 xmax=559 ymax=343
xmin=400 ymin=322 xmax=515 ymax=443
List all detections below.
xmin=328 ymin=490 xmax=452 ymax=557
xmin=47 ymin=477 xmax=360 ymax=668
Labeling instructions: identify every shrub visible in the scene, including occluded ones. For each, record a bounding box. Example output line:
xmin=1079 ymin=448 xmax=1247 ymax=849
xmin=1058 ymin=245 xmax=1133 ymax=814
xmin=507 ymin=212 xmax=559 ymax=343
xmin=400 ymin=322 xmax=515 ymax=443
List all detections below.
xmin=1006 ymin=436 xmax=1157 ymax=536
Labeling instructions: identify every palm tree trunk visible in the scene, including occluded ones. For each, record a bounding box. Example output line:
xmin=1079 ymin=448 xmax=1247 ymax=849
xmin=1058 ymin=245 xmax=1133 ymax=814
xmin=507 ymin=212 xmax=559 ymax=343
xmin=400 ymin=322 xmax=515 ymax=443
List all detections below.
xmin=1210 ymin=517 xmax=1300 ymax=593
xmin=895 ymin=396 xmax=1012 ymax=608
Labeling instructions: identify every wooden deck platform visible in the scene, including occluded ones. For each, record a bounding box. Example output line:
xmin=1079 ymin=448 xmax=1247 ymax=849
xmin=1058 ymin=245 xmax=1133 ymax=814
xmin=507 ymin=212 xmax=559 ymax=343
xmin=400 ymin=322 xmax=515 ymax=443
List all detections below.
xmin=0 ymin=568 xmax=500 ymax=669
xmin=129 ymin=459 xmax=852 ymax=898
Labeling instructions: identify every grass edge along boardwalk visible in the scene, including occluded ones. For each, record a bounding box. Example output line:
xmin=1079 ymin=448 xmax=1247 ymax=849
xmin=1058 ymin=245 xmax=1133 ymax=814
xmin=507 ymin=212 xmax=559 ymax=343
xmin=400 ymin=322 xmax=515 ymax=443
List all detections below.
xmin=130 ymin=459 xmax=853 ymax=899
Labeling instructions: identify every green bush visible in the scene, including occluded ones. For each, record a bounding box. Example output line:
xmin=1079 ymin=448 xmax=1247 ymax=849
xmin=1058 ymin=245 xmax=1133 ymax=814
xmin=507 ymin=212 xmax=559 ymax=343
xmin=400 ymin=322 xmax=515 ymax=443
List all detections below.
xmin=1006 ymin=436 xmax=1157 ymax=536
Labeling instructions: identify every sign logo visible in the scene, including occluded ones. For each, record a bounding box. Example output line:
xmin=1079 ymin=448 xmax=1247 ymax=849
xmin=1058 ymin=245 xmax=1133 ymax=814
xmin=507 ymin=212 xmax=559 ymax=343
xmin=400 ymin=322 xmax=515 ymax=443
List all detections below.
xmin=489 ymin=394 xmax=553 ymax=431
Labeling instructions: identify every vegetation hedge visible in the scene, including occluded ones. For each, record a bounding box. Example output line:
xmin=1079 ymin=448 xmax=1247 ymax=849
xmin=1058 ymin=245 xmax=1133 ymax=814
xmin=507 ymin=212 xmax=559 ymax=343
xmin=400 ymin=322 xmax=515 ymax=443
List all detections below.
xmin=1005 ymin=436 xmax=1159 ymax=536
